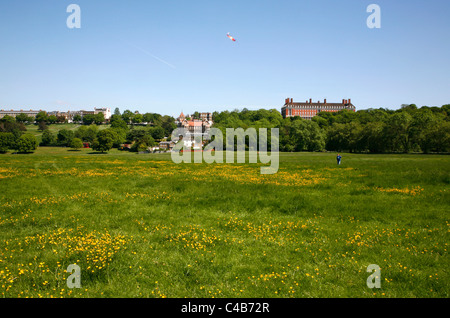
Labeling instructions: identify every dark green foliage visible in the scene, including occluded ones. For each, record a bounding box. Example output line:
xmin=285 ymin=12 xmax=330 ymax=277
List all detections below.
xmin=281 ymin=120 xmax=325 ymax=152
xmin=148 ymin=126 xmax=165 ymax=140
xmin=15 ymin=113 xmax=33 ymax=124
xmin=82 ymin=114 xmax=96 ymax=125
xmin=35 ymin=111 xmax=48 ymax=123
xmin=72 ymin=114 xmax=82 ymax=123
xmin=48 ymin=115 xmax=58 ymax=124
xmin=110 ymin=118 xmax=128 ymax=130
xmin=75 ymin=125 xmax=98 ymax=143
xmin=91 ymin=129 xmax=115 ymax=153
xmin=105 ymin=128 xmax=126 ymax=148
xmin=13 ymin=134 xmax=38 ymax=153
xmin=213 ymin=104 xmax=450 ymax=153
xmin=38 ymin=121 xmax=48 ymax=131
xmin=0 ymin=120 xmax=27 ymax=134
xmin=70 ymin=138 xmax=83 ymax=150
xmin=0 ymin=115 xmax=16 ymax=124
xmin=57 ymin=129 xmax=75 ymax=147
xmin=132 ymin=113 xmax=144 ymax=124
xmin=0 ymin=132 xmax=15 ymax=153
xmin=126 ymin=127 xmax=156 ymax=152
xmin=144 ymin=113 xmax=162 ymax=126
xmin=94 ymin=112 xmax=105 ymax=125
xmin=121 ymin=110 xmax=134 ymax=124
xmin=161 ymin=116 xmax=176 ymax=137
xmin=41 ymin=129 xmax=56 ymax=146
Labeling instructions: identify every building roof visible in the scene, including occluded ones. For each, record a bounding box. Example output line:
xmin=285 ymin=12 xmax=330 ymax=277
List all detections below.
xmin=188 ymin=120 xmax=203 ymax=127
xmin=283 ymin=98 xmax=355 ymax=108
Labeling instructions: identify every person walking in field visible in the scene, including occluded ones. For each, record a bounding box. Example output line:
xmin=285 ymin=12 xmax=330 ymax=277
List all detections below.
xmin=337 ymin=154 xmax=342 ymax=165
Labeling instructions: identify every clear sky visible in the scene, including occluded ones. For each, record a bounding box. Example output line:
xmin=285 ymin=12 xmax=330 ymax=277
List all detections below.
xmin=0 ymin=0 xmax=449 ymax=117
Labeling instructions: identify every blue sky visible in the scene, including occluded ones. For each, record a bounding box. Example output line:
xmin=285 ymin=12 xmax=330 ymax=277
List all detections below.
xmin=0 ymin=0 xmax=449 ymax=117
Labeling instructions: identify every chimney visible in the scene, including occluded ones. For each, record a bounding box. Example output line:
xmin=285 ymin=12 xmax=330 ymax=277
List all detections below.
xmin=309 ymin=98 xmax=312 ymax=104
xmin=348 ymin=98 xmax=351 ymax=104
xmin=291 ymin=98 xmax=293 ymax=103
xmin=342 ymin=99 xmax=345 ymax=104
xmin=324 ymin=99 xmax=327 ymax=104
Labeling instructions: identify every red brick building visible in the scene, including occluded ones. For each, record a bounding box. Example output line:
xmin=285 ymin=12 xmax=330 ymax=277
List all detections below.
xmin=281 ymin=98 xmax=356 ymax=120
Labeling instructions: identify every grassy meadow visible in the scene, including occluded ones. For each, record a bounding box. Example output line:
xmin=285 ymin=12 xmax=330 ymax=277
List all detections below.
xmin=24 ymin=123 xmax=112 ymax=144
xmin=0 ymin=147 xmax=448 ymax=298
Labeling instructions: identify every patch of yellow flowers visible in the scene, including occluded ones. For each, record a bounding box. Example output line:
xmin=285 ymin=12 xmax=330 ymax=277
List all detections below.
xmin=0 ymin=228 xmax=129 ymax=297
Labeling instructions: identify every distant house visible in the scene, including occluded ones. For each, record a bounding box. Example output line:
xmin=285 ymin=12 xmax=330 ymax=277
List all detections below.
xmin=120 ymin=143 xmax=132 ymax=151
xmin=82 ymin=142 xmax=90 ymax=148
xmin=175 ymin=112 xmax=213 ymax=149
xmin=159 ymin=141 xmax=175 ymax=151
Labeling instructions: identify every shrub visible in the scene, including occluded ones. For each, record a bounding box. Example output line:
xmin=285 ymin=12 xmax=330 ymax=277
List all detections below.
xmin=41 ymin=130 xmax=56 ymax=146
xmin=91 ymin=130 xmax=115 ymax=153
xmin=57 ymin=129 xmax=75 ymax=147
xmin=70 ymin=138 xmax=83 ymax=150
xmin=13 ymin=134 xmax=38 ymax=153
xmin=0 ymin=132 xmax=15 ymax=153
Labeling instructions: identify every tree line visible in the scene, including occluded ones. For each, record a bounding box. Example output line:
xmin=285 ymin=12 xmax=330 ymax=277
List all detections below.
xmin=0 ymin=108 xmax=177 ymax=154
xmin=1 ymin=104 xmax=449 ymax=154
xmin=211 ymin=104 xmax=450 ymax=153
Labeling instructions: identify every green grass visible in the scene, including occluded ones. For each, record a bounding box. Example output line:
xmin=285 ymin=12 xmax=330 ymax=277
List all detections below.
xmin=24 ymin=124 xmax=111 ymax=143
xmin=0 ymin=148 xmax=448 ymax=298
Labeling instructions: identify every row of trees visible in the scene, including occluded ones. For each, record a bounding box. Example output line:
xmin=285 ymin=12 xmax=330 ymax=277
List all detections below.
xmin=2 ymin=104 xmax=449 ymax=154
xmin=109 ymin=108 xmax=177 ymax=135
xmin=211 ymin=104 xmax=450 ymax=153
xmin=0 ymin=132 xmax=38 ymax=153
xmin=0 ymin=124 xmax=162 ymax=154
xmin=40 ymin=106 xmax=178 ymax=153
xmin=40 ymin=123 xmax=171 ymax=153
xmin=0 ymin=119 xmax=38 ymax=153
xmin=0 ymin=107 xmax=178 ymax=153
xmin=0 ymin=108 xmax=176 ymax=127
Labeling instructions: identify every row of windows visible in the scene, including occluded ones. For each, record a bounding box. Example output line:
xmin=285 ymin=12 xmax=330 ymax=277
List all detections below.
xmin=284 ymin=106 xmax=346 ymax=110
xmin=284 ymin=109 xmax=342 ymax=117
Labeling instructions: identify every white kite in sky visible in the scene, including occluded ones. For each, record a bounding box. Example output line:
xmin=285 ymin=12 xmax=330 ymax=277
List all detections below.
xmin=227 ymin=32 xmax=236 ymax=42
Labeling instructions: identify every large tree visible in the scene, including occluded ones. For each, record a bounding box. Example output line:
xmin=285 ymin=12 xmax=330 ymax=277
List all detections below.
xmin=75 ymin=125 xmax=98 ymax=143
xmin=82 ymin=114 xmax=96 ymax=125
xmin=35 ymin=111 xmax=48 ymax=123
xmin=48 ymin=115 xmax=58 ymax=124
xmin=70 ymin=138 xmax=83 ymax=151
xmin=132 ymin=113 xmax=144 ymax=124
xmin=92 ymin=129 xmax=115 ymax=153
xmin=161 ymin=116 xmax=177 ymax=137
xmin=94 ymin=112 xmax=105 ymax=125
xmin=149 ymin=126 xmax=165 ymax=140
xmin=72 ymin=114 xmax=82 ymax=123
xmin=13 ymin=134 xmax=38 ymax=153
xmin=15 ymin=113 xmax=33 ymax=124
xmin=122 ymin=110 xmax=134 ymax=124
xmin=283 ymin=119 xmax=325 ymax=152
xmin=110 ymin=119 xmax=128 ymax=130
xmin=385 ymin=112 xmax=413 ymax=153
xmin=0 ymin=132 xmax=15 ymax=153
xmin=57 ymin=129 xmax=75 ymax=147
xmin=41 ymin=129 xmax=56 ymax=146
